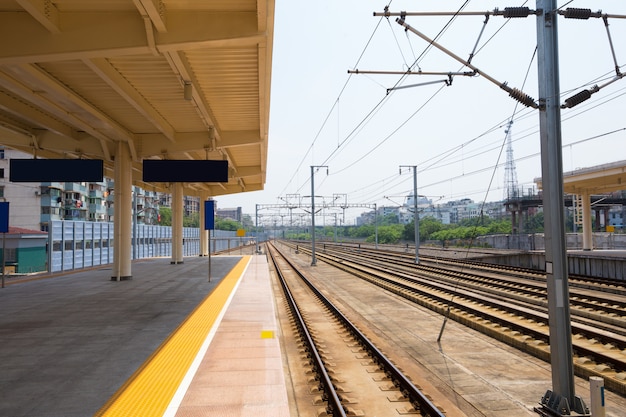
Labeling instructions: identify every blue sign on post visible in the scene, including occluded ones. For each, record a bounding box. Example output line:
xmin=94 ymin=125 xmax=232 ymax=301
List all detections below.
xmin=0 ymin=202 xmax=9 ymax=233
xmin=204 ymin=200 xmax=215 ymax=230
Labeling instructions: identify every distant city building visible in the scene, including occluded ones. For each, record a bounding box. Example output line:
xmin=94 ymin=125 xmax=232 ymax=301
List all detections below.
xmin=355 ymin=195 xmax=511 ymax=227
xmin=217 ymin=207 xmax=243 ymax=223
xmin=158 ymin=193 xmax=199 ymax=217
xmin=1 ymin=148 xmax=47 ymax=230
xmin=0 ymin=148 xmax=163 ymax=230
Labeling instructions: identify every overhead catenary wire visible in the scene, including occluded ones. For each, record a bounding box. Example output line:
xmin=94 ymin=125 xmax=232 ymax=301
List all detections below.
xmin=317 ymin=2 xmax=473 ymax=175
xmin=396 ymin=17 xmax=538 ymax=109
xmin=276 ymin=2 xmax=393 ymax=199
xmin=436 ymin=36 xmax=537 ymax=340
xmin=318 ymin=3 xmax=471 ymax=171
xmin=382 ymin=1 xmax=471 ymax=95
xmin=277 ymin=2 xmax=626 ymax=220
xmin=275 ymin=2 xmax=472 ymax=200
xmin=349 ymin=4 xmax=537 ymax=179
xmin=336 ymin=19 xmax=624 ymax=206
xmin=423 ymin=45 xmax=537 ymax=174
xmin=326 ymin=1 xmax=531 ymax=182
xmin=419 ymin=127 xmax=626 ymax=192
xmin=560 ymin=10 xmax=626 ymax=108
xmin=345 ymin=71 xmax=626 ymax=210
xmin=267 ymin=120 xmax=626 ymax=226
xmin=395 ymin=122 xmax=626 ymax=206
xmin=387 ymin=12 xmax=410 ymax=69
xmin=321 ymin=3 xmax=530 ymax=205
xmin=328 ymin=82 xmax=449 ymax=176
xmin=341 ymin=76 xmax=624 ymax=211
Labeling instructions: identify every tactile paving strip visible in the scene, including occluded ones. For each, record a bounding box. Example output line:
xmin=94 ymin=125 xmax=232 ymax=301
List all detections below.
xmin=94 ymin=256 xmax=251 ymax=417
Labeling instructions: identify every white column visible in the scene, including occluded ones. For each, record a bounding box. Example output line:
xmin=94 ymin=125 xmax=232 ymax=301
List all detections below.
xmin=582 ymin=191 xmax=593 ymax=251
xmin=171 ymin=183 xmax=184 ymax=264
xmin=112 ymin=141 xmax=132 ymax=280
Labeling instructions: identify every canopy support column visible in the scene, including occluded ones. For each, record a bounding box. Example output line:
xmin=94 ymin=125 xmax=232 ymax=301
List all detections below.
xmin=582 ymin=192 xmax=593 ymax=251
xmin=171 ymin=183 xmax=184 ymax=264
xmin=112 ymin=141 xmax=132 ymax=281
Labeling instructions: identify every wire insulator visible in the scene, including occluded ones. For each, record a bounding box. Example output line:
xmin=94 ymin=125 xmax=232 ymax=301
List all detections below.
xmin=563 ymin=8 xmax=592 ymax=20
xmin=509 ymin=88 xmax=537 ymax=108
xmin=503 ymin=7 xmax=531 ymax=18
xmin=562 ymin=89 xmax=592 ymax=108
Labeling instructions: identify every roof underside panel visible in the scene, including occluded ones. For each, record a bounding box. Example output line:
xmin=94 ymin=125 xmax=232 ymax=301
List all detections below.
xmin=107 ymin=55 xmax=208 ymax=133
xmin=38 ymin=60 xmax=161 ymax=134
xmin=188 ymin=48 xmax=260 ymax=132
xmin=0 ymin=0 xmax=275 ymax=198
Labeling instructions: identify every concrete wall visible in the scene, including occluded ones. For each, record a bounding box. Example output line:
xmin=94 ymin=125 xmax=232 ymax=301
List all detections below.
xmin=475 ymin=233 xmax=626 ymax=251
xmin=476 ymin=251 xmax=626 ymax=281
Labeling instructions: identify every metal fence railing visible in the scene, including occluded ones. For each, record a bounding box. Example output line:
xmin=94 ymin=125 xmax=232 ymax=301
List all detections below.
xmin=47 ymin=220 xmax=266 ymax=273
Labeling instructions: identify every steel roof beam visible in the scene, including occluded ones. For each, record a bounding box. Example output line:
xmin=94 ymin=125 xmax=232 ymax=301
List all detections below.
xmin=0 ymin=11 xmax=261 ymax=65
xmin=15 ymin=0 xmax=61 ymax=34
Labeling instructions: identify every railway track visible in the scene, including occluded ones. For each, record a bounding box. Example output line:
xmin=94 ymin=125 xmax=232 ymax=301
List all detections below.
xmin=316 ymin=241 xmax=626 ymax=287
xmin=321 ymin=242 xmax=626 ymax=289
xmin=266 ymin=242 xmax=447 ymax=417
xmin=280 ymin=240 xmax=626 ymax=395
xmin=320 ymin=244 xmax=626 ymax=327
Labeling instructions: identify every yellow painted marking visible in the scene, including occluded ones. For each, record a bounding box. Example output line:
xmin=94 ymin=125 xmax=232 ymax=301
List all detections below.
xmin=95 ymin=256 xmax=251 ymax=417
xmin=260 ymin=330 xmax=274 ymax=339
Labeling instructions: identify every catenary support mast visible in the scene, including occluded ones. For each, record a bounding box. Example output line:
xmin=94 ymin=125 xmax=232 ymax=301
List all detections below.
xmin=535 ymin=2 xmax=588 ymax=415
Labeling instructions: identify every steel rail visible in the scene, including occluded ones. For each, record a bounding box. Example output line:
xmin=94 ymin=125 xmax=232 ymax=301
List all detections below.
xmin=269 ymin=242 xmax=446 ymax=417
xmin=266 ymin=245 xmax=346 ymax=417
xmin=277 ymin=240 xmax=626 ymax=393
xmin=303 ymin=247 xmax=626 ymax=389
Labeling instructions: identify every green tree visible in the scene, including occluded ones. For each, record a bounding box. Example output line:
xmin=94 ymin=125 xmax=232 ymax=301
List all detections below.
xmin=379 ymin=213 xmax=399 ymax=225
xmin=184 ymin=212 xmax=199 ymax=227
xmin=348 ymin=224 xmax=375 ymax=239
xmin=154 ymin=208 xmax=203 ymax=228
xmin=524 ymin=212 xmax=544 ymax=233
xmin=403 ymin=216 xmax=446 ymax=242
xmin=367 ymin=224 xmax=403 ymax=244
xmin=431 ymin=228 xmax=454 ymax=243
xmin=158 ymin=207 xmax=172 ymax=226
xmin=215 ymin=218 xmax=242 ymax=231
xmin=487 ymin=219 xmax=512 ymax=234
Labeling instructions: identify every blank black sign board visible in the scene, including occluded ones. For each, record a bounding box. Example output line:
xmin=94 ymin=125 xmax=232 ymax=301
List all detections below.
xmin=0 ymin=202 xmax=8 ymax=233
xmin=10 ymin=159 xmax=103 ymax=182
xmin=142 ymin=160 xmax=228 ymax=182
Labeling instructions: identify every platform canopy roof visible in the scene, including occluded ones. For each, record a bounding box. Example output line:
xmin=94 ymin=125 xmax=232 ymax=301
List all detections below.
xmin=535 ymin=160 xmax=626 ymax=195
xmin=0 ymin=0 xmax=274 ymax=197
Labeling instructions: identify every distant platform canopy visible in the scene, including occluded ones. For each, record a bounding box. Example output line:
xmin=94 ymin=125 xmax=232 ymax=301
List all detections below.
xmin=0 ymin=0 xmax=275 ymax=197
xmin=535 ymin=160 xmax=626 ymax=195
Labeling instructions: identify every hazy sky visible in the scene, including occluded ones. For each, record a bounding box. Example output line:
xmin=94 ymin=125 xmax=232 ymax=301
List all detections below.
xmin=216 ymin=1 xmax=626 ymax=225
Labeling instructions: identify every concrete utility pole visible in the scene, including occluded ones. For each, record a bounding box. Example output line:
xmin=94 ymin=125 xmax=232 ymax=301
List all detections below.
xmin=255 ymin=204 xmax=260 ymax=254
xmin=374 ymin=203 xmax=378 ymax=249
xmin=310 ymin=165 xmax=327 ymax=266
xmin=400 ymin=165 xmax=420 ymax=264
xmin=535 ymin=2 xmax=588 ymax=416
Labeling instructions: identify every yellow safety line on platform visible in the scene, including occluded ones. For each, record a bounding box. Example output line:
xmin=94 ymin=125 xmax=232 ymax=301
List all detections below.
xmin=260 ymin=330 xmax=275 ymax=339
xmin=94 ymin=256 xmax=251 ymax=417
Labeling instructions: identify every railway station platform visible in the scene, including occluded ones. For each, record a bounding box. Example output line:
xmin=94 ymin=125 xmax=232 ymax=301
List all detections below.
xmin=0 ymin=254 xmax=289 ymax=417
xmin=2 ymin=248 xmax=626 ymax=417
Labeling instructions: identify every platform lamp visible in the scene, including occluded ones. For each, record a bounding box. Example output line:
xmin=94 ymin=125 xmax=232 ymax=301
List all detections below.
xmin=183 ymin=81 xmax=193 ymax=100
